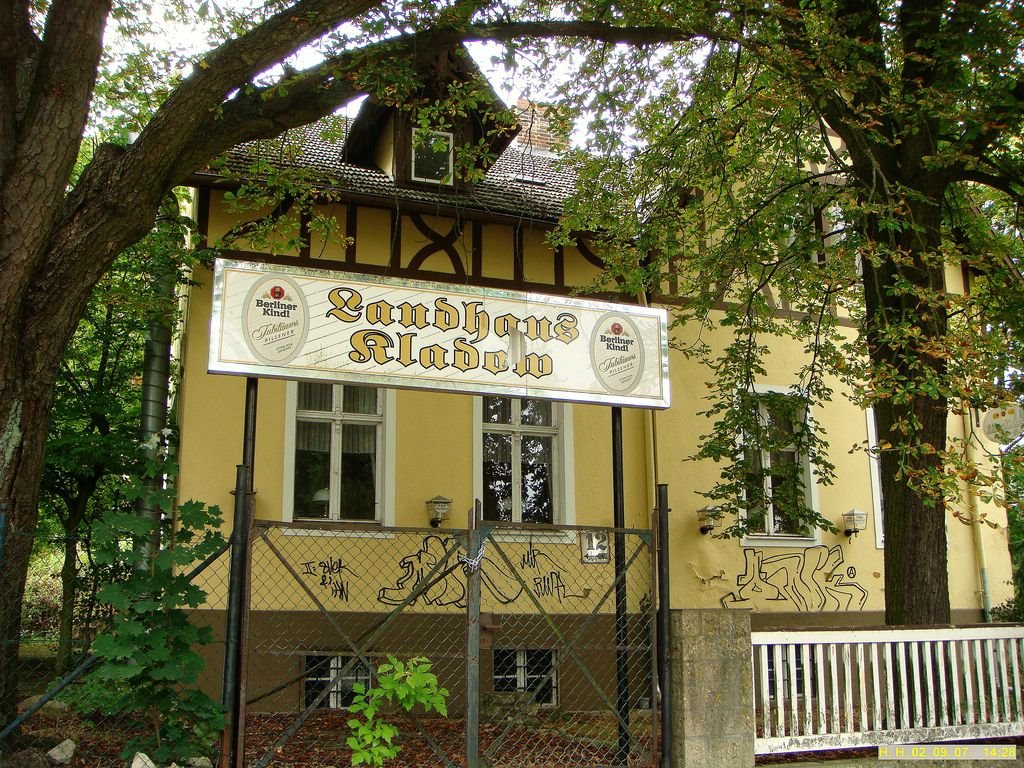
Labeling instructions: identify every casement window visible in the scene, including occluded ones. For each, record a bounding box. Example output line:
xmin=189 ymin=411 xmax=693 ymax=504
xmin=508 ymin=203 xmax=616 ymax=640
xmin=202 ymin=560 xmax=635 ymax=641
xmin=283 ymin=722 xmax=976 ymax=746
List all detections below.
xmin=866 ymin=408 xmax=885 ymax=549
xmin=741 ymin=390 xmax=819 ymax=545
xmin=782 ymin=204 xmax=830 ymax=265
xmin=493 ymin=648 xmax=557 ymax=706
xmin=304 ymin=654 xmax=374 ymax=709
xmin=411 ymin=128 xmax=454 ymax=185
xmin=475 ymin=396 xmax=574 ymax=525
xmin=284 ymin=382 xmax=395 ymax=524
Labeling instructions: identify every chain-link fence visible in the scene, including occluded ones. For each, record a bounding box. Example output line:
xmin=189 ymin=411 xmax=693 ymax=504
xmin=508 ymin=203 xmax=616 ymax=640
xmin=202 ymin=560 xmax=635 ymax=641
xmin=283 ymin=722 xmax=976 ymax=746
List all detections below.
xmin=475 ymin=525 xmax=656 ymax=768
xmin=236 ymin=520 xmax=655 ymax=768
xmin=5 ymin=528 xmax=232 ymax=767
xmin=8 ymin=519 xmax=656 ymax=768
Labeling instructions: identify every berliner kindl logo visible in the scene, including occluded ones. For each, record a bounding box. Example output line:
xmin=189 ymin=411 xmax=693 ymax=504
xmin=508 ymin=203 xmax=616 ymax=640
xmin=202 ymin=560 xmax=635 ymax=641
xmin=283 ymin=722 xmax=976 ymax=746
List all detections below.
xmin=590 ymin=313 xmax=644 ymax=393
xmin=242 ymin=275 xmax=309 ymax=365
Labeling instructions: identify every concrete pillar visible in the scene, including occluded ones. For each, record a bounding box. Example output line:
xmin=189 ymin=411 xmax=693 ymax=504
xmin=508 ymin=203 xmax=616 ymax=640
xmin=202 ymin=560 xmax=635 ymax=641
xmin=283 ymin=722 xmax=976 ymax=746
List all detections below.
xmin=670 ymin=609 xmax=754 ymax=768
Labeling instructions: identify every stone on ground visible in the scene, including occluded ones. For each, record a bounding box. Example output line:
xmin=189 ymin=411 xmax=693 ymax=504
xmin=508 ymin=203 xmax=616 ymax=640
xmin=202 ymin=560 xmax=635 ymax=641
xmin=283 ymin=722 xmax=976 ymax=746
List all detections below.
xmin=46 ymin=739 xmax=76 ymax=764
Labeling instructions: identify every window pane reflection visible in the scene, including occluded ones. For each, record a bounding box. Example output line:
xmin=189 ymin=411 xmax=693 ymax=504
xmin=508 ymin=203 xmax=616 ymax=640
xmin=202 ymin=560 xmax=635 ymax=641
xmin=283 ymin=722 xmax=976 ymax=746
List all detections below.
xmin=298 ymin=382 xmax=332 ymax=412
xmin=483 ymin=433 xmax=512 ymax=521
xmin=341 ymin=424 xmax=376 ymax=520
xmin=520 ymin=399 xmax=551 ymax=426
xmin=343 ymin=386 xmax=377 ymax=415
xmin=521 ymin=435 xmax=553 ymax=524
xmin=483 ymin=396 xmax=512 ymax=424
xmin=295 ymin=421 xmax=331 ymax=519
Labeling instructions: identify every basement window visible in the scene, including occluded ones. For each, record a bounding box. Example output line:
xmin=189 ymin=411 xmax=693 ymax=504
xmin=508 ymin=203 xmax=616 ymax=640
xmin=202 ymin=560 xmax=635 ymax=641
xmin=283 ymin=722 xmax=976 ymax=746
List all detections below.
xmin=493 ymin=648 xmax=557 ymax=706
xmin=304 ymin=654 xmax=374 ymax=709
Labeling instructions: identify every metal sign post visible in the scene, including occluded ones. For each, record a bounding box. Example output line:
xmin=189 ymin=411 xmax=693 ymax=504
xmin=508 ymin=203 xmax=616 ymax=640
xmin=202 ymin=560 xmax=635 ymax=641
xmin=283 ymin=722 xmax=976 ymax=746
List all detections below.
xmin=612 ymin=407 xmax=631 ymax=765
xmin=219 ymin=377 xmax=258 ymax=768
xmin=465 ymin=500 xmax=482 ymax=768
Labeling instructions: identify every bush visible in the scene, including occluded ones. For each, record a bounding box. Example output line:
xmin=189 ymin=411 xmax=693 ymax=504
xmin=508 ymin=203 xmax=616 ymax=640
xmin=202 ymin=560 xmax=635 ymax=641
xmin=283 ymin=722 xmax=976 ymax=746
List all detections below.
xmin=70 ymin=466 xmax=226 ymax=764
xmin=992 ymin=584 xmax=1024 ymax=622
xmin=347 ymin=656 xmax=448 ymax=767
xmin=22 ymin=548 xmax=62 ymax=638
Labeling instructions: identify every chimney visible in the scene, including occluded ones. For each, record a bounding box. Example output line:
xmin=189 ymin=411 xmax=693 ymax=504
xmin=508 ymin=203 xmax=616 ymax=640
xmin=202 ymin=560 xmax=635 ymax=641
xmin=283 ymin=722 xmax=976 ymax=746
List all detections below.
xmin=514 ymin=98 xmax=564 ymax=153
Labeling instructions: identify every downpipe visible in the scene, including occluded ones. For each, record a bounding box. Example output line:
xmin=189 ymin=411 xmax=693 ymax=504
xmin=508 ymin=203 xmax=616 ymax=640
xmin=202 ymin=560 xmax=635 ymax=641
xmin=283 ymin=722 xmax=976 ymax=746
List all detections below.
xmin=963 ymin=410 xmax=992 ymax=622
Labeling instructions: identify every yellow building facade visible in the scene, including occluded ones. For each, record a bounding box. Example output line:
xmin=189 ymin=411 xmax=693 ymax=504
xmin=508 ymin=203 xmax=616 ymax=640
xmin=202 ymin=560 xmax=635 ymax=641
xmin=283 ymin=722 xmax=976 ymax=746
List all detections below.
xmin=173 ymin=74 xmax=1013 ymax=720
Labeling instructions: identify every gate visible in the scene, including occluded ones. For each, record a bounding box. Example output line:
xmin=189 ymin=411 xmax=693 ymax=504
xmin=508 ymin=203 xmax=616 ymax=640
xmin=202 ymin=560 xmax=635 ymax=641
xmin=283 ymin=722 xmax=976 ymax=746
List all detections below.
xmin=239 ymin=517 xmax=656 ymax=767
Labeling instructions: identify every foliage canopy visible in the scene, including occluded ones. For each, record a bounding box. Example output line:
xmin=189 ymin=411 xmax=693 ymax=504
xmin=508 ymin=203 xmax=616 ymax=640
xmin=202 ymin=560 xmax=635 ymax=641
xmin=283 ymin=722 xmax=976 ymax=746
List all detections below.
xmin=3 ymin=0 xmax=1024 ymax=731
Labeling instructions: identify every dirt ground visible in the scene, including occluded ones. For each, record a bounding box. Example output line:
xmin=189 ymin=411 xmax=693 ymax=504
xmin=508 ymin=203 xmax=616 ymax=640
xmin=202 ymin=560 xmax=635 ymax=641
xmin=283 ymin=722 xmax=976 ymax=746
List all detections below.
xmin=10 ymin=708 xmax=1024 ymax=767
xmin=13 ymin=709 xmax=655 ymax=767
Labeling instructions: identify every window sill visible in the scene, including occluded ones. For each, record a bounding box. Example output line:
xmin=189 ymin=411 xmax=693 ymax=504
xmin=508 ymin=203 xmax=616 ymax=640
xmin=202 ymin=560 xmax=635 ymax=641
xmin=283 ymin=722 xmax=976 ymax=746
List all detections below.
xmin=282 ymin=522 xmax=395 ymax=539
xmin=479 ymin=525 xmax=576 ymax=546
xmin=740 ymin=533 xmax=820 ymax=549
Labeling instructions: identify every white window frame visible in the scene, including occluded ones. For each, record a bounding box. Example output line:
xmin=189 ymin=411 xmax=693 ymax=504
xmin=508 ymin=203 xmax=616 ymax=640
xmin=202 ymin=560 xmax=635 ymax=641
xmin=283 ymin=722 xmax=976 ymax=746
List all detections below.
xmin=473 ymin=396 xmax=575 ymax=526
xmin=410 ymin=128 xmax=454 ymax=185
xmin=866 ymin=407 xmax=884 ymax=549
xmin=282 ymin=382 xmax=396 ymax=525
xmin=740 ymin=385 xmax=820 ymax=548
xmin=304 ymin=653 xmax=374 ymax=709
xmin=492 ymin=648 xmax=558 ymax=706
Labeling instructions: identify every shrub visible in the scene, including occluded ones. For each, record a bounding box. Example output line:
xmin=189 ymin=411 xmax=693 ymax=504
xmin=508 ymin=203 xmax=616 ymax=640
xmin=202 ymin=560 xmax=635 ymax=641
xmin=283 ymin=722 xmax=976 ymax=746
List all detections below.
xmin=22 ymin=548 xmax=62 ymax=638
xmin=69 ymin=465 xmax=226 ymax=764
xmin=347 ymin=656 xmax=448 ymax=767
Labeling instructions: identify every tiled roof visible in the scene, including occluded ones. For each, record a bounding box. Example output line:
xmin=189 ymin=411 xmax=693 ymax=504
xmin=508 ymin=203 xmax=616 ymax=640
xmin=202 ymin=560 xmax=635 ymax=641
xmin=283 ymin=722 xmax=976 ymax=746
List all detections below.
xmin=207 ymin=118 xmax=575 ymax=222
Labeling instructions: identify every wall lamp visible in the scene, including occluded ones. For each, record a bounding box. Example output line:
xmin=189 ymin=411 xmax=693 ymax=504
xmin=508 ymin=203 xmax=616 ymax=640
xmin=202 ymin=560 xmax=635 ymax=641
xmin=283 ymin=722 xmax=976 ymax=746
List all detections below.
xmin=842 ymin=508 xmax=868 ymax=537
xmin=697 ymin=505 xmax=723 ymax=535
xmin=427 ymin=495 xmax=452 ymax=528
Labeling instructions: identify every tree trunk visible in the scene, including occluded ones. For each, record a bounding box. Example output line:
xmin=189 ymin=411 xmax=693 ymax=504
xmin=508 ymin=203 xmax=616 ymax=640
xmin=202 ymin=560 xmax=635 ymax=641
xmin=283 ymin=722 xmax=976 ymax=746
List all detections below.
xmin=0 ymin=375 xmax=58 ymax=726
xmin=861 ymin=192 xmax=952 ymax=626
xmin=874 ymin=396 xmax=952 ymax=625
xmin=56 ymin=533 xmax=78 ymax=675
xmin=54 ymin=490 xmax=91 ymax=677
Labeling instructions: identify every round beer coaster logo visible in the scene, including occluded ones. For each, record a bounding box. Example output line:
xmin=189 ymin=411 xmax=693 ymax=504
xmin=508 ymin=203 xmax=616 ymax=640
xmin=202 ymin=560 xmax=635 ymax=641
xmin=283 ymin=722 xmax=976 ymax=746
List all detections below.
xmin=242 ymin=275 xmax=309 ymax=365
xmin=590 ymin=313 xmax=644 ymax=394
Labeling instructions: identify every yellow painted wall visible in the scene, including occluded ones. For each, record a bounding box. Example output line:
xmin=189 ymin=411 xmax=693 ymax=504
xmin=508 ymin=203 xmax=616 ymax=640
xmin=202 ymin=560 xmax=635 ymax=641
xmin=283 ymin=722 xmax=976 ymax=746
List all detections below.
xmin=205 ymin=192 xmax=303 ymax=257
xmin=178 ymin=191 xmax=1014 ymax=623
xmin=306 ymin=201 xmax=349 ymax=263
xmin=394 ymin=388 xmax=474 ymax=524
xmin=480 ymin=225 xmax=515 ymax=281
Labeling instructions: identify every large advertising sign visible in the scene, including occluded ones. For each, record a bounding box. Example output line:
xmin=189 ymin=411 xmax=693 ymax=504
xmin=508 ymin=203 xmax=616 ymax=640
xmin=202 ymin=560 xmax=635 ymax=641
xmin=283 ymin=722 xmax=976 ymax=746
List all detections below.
xmin=209 ymin=259 xmax=670 ymax=408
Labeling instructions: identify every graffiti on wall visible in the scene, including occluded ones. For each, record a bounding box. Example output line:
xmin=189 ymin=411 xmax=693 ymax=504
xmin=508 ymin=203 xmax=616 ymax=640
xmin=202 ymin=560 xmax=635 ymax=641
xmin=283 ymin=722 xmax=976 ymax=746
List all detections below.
xmin=374 ymin=534 xmax=593 ymax=608
xmin=301 ymin=555 xmax=358 ymax=601
xmin=720 ymin=545 xmax=868 ymax=612
xmin=521 ymin=546 xmax=592 ymax=603
xmin=377 ymin=535 xmax=470 ymax=607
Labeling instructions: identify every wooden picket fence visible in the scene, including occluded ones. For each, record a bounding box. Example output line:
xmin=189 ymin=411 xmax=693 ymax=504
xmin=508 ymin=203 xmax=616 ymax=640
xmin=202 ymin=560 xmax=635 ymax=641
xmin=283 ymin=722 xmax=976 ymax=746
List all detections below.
xmin=752 ymin=625 xmax=1024 ymax=754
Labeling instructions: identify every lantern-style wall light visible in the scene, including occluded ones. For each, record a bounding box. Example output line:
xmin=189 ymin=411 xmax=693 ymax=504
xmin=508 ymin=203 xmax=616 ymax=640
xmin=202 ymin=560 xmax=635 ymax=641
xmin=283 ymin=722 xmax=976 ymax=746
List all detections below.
xmin=842 ymin=508 xmax=868 ymax=537
xmin=427 ymin=495 xmax=452 ymax=528
xmin=697 ymin=505 xmax=723 ymax=535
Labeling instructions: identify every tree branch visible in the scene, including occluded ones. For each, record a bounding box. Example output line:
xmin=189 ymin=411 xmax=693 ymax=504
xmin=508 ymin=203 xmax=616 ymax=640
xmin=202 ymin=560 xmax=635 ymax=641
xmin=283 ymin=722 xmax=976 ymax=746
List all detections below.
xmin=959 ymin=169 xmax=1024 ymax=203
xmin=125 ymin=0 xmax=382 ymax=192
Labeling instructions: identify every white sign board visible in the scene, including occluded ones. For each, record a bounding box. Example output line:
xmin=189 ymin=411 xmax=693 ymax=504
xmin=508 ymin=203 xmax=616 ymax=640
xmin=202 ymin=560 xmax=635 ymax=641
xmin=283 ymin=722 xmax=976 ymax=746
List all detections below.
xmin=982 ymin=404 xmax=1024 ymax=442
xmin=208 ymin=259 xmax=671 ymax=408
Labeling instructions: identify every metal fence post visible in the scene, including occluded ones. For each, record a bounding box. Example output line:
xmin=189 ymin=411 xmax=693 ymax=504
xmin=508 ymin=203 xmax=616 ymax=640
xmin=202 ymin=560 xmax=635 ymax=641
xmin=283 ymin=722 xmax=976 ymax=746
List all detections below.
xmin=465 ymin=500 xmax=482 ymax=768
xmin=220 ymin=376 xmax=259 ymax=768
xmin=656 ymin=484 xmax=672 ymax=768
xmin=612 ymin=407 xmax=631 ymax=765
xmin=219 ymin=463 xmax=249 ymax=768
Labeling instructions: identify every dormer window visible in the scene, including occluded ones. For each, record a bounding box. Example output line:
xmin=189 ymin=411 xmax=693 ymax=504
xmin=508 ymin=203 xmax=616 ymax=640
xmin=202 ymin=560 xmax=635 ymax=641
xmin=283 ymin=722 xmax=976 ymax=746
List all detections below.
xmin=411 ymin=128 xmax=453 ymax=185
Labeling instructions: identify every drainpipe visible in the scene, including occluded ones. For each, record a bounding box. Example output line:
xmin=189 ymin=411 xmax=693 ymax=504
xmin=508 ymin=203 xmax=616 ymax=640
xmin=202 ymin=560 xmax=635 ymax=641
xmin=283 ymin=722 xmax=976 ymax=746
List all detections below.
xmin=136 ymin=201 xmax=181 ymax=564
xmin=637 ymin=290 xmax=661 ymax=505
xmin=964 ymin=409 xmax=992 ymax=622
